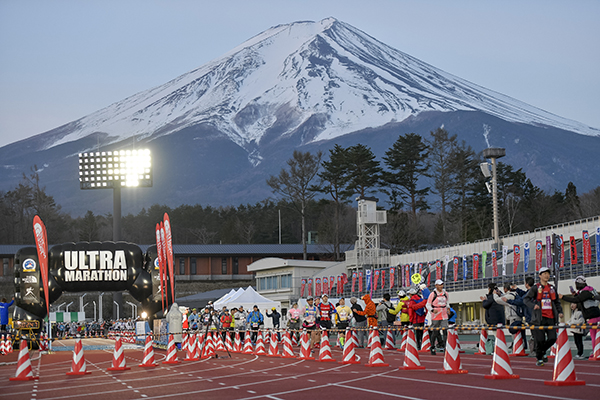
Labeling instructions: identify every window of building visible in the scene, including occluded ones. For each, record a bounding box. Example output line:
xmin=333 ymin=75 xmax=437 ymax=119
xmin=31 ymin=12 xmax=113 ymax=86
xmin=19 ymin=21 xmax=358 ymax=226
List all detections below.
xmin=232 ymin=257 xmax=239 ymax=275
xmin=221 ymin=258 xmax=227 ymax=274
xmin=190 ymin=258 xmax=197 ymax=275
xmin=280 ymin=274 xmax=292 ymax=288
xmin=179 ymin=257 xmax=185 ymax=275
xmin=3 ymin=258 xmax=9 ymax=277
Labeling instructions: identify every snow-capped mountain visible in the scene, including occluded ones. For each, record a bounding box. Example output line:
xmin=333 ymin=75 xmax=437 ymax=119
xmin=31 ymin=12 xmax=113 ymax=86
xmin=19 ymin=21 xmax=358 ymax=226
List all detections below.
xmin=1 ymin=17 xmax=599 ymax=215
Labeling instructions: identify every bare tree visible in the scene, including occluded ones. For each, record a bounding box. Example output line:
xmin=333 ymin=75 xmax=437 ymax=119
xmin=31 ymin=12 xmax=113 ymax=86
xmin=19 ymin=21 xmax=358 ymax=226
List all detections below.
xmin=267 ymin=150 xmax=322 ymax=260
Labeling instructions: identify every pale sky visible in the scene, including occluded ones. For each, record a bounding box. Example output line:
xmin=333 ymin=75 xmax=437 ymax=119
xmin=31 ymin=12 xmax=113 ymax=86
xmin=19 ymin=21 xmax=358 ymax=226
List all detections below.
xmin=1 ymin=0 xmax=599 ymax=148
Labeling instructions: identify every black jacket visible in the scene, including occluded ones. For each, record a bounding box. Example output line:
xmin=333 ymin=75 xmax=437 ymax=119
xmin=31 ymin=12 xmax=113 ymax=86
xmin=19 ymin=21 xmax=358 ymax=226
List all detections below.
xmin=523 ymin=283 xmax=563 ymax=325
xmin=561 ymin=287 xmax=600 ymax=320
xmin=482 ymin=293 xmax=505 ymax=325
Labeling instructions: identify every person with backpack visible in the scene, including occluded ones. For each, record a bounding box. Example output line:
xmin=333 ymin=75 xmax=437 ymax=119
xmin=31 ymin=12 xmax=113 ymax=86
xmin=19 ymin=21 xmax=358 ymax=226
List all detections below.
xmin=494 ymin=282 xmax=522 ymax=349
xmin=524 ymin=266 xmax=563 ymax=366
xmin=559 ymin=275 xmax=600 ymax=358
xmin=376 ymin=293 xmax=395 ymax=344
xmin=408 ymin=285 xmax=430 ymax=350
xmin=506 ymin=278 xmax=534 ymax=352
xmin=426 ymin=279 xmax=450 ymax=355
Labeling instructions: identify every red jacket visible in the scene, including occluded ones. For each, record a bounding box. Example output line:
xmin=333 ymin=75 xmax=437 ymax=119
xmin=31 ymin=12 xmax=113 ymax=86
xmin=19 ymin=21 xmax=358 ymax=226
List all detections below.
xmin=408 ymin=294 xmax=427 ymax=324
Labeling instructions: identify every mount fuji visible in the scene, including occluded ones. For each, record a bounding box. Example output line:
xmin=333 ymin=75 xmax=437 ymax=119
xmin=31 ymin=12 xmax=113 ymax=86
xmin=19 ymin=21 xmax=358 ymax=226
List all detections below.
xmin=1 ymin=17 xmax=599 ymax=216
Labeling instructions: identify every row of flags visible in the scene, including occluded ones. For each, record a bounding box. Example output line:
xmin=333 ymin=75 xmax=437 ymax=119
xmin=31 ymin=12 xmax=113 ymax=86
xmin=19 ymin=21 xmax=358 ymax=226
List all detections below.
xmin=298 ymin=229 xmax=599 ymax=297
xmin=156 ymin=213 xmax=175 ymax=313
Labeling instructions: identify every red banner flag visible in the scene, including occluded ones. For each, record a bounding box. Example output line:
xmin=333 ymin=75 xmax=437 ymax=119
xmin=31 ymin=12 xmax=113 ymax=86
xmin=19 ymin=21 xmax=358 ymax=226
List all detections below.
xmin=436 ymin=260 xmax=441 ymax=281
xmin=351 ymin=272 xmax=356 ymax=293
xmin=163 ymin=213 xmax=175 ymax=305
xmin=315 ymin=278 xmax=321 ymax=297
xmin=569 ymin=236 xmax=577 ymax=265
xmin=427 ymin=263 xmax=432 ymax=285
xmin=337 ymin=275 xmax=342 ymax=294
xmin=358 ymin=271 xmax=363 ymax=292
xmin=159 ymin=222 xmax=168 ymax=308
xmin=491 ymin=250 xmax=498 ymax=277
xmin=373 ymin=270 xmax=380 ymax=291
xmin=301 ymin=279 xmax=306 ymax=297
xmin=380 ymin=270 xmax=386 ymax=291
xmin=536 ymin=240 xmax=544 ymax=270
xmin=322 ymin=277 xmax=328 ymax=296
xmin=513 ymin=245 xmax=520 ymax=274
xmin=156 ymin=223 xmax=166 ymax=312
xmin=308 ymin=278 xmax=313 ymax=296
xmin=389 ymin=267 xmax=395 ymax=288
xmin=453 ymin=257 xmax=459 ymax=282
xmin=560 ymin=235 xmax=565 ymax=268
xmin=583 ymin=230 xmax=592 ymax=264
xmin=330 ymin=276 xmax=335 ymax=295
xmin=33 ymin=216 xmax=50 ymax=318
xmin=473 ymin=254 xmax=479 ymax=280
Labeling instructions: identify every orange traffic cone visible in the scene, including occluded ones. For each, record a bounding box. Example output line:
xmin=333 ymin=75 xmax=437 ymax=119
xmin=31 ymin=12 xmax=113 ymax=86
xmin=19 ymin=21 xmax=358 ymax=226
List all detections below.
xmin=474 ymin=328 xmax=488 ymax=355
xmin=280 ymin=331 xmax=296 ymax=358
xmin=0 ymin=335 xmax=5 ymax=355
xmin=590 ymin=333 xmax=600 ymax=361
xmin=339 ymin=328 xmax=360 ymax=365
xmin=107 ymin=336 xmax=131 ymax=371
xmin=66 ymin=338 xmax=92 ymax=375
xmin=184 ymin=333 xmax=199 ymax=361
xmin=399 ymin=328 xmax=426 ymax=370
xmin=215 ymin=333 xmax=226 ymax=351
xmin=437 ymin=329 xmax=468 ymax=374
xmin=242 ymin=333 xmax=254 ymax=354
xmin=139 ymin=335 xmax=158 ymax=367
xmin=233 ymin=331 xmax=242 ymax=353
xmin=419 ymin=329 xmax=431 ymax=353
xmin=9 ymin=339 xmax=38 ymax=381
xmin=254 ymin=332 xmax=267 ymax=355
xmin=545 ymin=325 xmax=585 ymax=386
xmin=364 ymin=328 xmax=389 ymax=367
xmin=267 ymin=331 xmax=279 ymax=357
xmin=297 ymin=330 xmax=315 ymax=360
xmin=162 ymin=334 xmax=180 ymax=364
xmin=399 ymin=329 xmax=407 ymax=351
xmin=385 ymin=330 xmax=395 ymax=350
xmin=485 ymin=327 xmax=519 ymax=379
xmin=510 ymin=330 xmax=527 ymax=357
xmin=317 ymin=331 xmax=336 ymax=362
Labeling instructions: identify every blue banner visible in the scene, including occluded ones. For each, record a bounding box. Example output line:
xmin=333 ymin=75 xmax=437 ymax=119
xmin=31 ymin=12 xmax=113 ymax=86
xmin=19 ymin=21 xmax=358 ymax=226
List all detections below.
xmin=366 ymin=269 xmax=372 ymax=296
xmin=597 ymin=227 xmax=600 ymax=263
xmin=463 ymin=254 xmax=468 ymax=280
xmin=523 ymin=242 xmax=530 ymax=273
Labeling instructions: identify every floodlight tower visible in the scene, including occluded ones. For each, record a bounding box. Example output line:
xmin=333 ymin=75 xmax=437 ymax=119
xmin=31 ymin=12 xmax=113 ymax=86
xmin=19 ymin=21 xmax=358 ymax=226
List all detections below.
xmin=482 ymin=147 xmax=505 ymax=250
xmin=78 ymin=149 xmax=152 ymax=317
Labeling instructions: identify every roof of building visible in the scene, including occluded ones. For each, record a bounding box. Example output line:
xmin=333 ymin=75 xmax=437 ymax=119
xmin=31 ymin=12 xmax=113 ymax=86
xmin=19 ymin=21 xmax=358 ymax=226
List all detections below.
xmin=0 ymin=243 xmax=353 ymax=257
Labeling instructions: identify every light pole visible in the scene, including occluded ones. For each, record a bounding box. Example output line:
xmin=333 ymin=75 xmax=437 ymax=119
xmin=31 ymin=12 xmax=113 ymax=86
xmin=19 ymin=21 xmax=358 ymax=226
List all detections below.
xmin=92 ymin=300 xmax=97 ymax=321
xmin=57 ymin=302 xmax=66 ymax=312
xmin=99 ymin=293 xmax=104 ymax=322
xmin=482 ymin=147 xmax=505 ymax=250
xmin=79 ymin=149 xmax=152 ymax=319
xmin=80 ymin=293 xmax=87 ymax=313
xmin=66 ymin=301 xmax=73 ymax=312
xmin=126 ymin=301 xmax=137 ymax=318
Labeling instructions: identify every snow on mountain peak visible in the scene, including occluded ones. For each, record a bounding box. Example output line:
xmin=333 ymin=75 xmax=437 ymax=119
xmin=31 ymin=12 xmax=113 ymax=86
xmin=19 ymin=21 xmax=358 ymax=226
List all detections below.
xmin=48 ymin=17 xmax=599 ymax=160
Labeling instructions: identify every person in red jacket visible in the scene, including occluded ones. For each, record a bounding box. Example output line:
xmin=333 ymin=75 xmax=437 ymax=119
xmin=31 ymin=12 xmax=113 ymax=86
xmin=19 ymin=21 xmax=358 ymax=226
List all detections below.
xmin=352 ymin=294 xmax=377 ymax=328
xmin=408 ymin=287 xmax=428 ymax=350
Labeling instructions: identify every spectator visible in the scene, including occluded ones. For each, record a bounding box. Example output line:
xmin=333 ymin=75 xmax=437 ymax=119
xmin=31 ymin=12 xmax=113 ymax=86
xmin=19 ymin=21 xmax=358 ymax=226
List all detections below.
xmin=0 ymin=297 xmax=15 ymax=331
xmin=353 ymin=294 xmax=377 ymax=333
xmin=481 ymin=283 xmax=506 ymax=326
xmin=376 ymin=293 xmax=395 ymax=344
xmin=287 ymin=302 xmax=302 ymax=341
xmin=566 ymin=302 xmax=586 ymax=359
xmin=188 ymin=308 xmax=199 ymax=330
xmin=350 ymin=297 xmax=367 ymax=348
xmin=507 ymin=277 xmax=534 ymax=352
xmin=524 ymin=266 xmax=563 ymax=366
xmin=246 ymin=305 xmax=264 ymax=343
xmin=234 ymin=305 xmax=248 ymax=338
xmin=408 ymin=285 xmax=429 ymax=350
xmin=266 ymin=307 xmax=281 ymax=329
xmin=426 ymin=279 xmax=449 ymax=355
xmin=559 ymin=275 xmax=600 ymax=357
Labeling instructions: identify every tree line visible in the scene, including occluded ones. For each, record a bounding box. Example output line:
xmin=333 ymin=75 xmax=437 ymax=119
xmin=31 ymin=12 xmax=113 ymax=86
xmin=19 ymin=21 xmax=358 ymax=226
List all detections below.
xmin=1 ymin=129 xmax=599 ymax=260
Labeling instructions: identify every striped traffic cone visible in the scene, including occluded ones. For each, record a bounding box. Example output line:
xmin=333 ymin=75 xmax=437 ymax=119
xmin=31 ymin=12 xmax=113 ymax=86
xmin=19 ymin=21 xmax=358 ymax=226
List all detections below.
xmin=267 ymin=331 xmax=279 ymax=357
xmin=292 ymin=332 xmax=299 ymax=347
xmin=437 ymin=329 xmax=468 ymax=374
xmin=280 ymin=331 xmax=296 ymax=358
xmin=365 ymin=328 xmax=389 ymax=367
xmin=339 ymin=329 xmax=360 ymax=365
xmin=162 ymin=334 xmax=180 ymax=364
xmin=548 ymin=342 xmax=557 ymax=359
xmin=317 ymin=331 xmax=336 ymax=362
xmin=510 ymin=330 xmax=527 ymax=357
xmin=385 ymin=330 xmax=395 ymax=350
xmin=485 ymin=327 xmax=519 ymax=379
xmin=399 ymin=329 xmax=408 ymax=351
xmin=201 ymin=333 xmax=215 ymax=359
xmin=233 ymin=331 xmax=242 ymax=353
xmin=399 ymin=328 xmax=426 ymax=370
xmin=456 ymin=333 xmax=465 ymax=353
xmin=66 ymin=338 xmax=92 ymax=375
xmin=297 ymin=330 xmax=315 ymax=360
xmin=242 ymin=334 xmax=254 ymax=354
xmin=107 ymin=336 xmax=131 ymax=371
xmin=8 ymin=335 xmax=14 ymax=354
xmin=184 ymin=334 xmax=199 ymax=361
xmin=139 ymin=335 xmax=158 ymax=367
xmin=367 ymin=328 xmax=378 ymax=349
xmin=254 ymin=332 xmax=267 ymax=355
xmin=225 ymin=332 xmax=234 ymax=352
xmin=589 ymin=333 xmax=600 ymax=361
xmin=181 ymin=333 xmax=189 ymax=354
xmin=195 ymin=333 xmax=205 ymax=359
xmin=419 ymin=329 xmax=431 ymax=353
xmin=0 ymin=335 xmax=5 ymax=355
xmin=545 ymin=325 xmax=585 ymax=386
xmin=215 ymin=333 xmax=226 ymax=351
xmin=9 ymin=339 xmax=38 ymax=381
xmin=474 ymin=329 xmax=488 ymax=355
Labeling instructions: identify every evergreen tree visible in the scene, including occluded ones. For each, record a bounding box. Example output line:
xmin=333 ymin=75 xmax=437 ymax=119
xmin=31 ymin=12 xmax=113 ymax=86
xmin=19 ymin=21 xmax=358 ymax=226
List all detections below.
xmin=344 ymin=144 xmax=382 ymax=198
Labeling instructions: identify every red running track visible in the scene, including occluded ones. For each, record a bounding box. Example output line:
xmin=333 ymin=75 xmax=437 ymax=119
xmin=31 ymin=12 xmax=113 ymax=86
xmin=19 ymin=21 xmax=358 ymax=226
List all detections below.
xmin=1 ymin=345 xmax=599 ymax=399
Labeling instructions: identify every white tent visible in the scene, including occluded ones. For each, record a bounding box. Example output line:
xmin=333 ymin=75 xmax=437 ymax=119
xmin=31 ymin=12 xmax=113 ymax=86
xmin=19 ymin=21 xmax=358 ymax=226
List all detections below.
xmin=213 ymin=289 xmax=237 ymax=308
xmin=221 ymin=286 xmax=281 ymax=329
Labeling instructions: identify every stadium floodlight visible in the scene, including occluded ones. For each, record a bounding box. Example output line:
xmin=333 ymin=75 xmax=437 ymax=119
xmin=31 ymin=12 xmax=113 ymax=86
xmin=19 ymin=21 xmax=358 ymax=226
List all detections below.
xmin=79 ymin=149 xmax=152 ymax=319
xmin=479 ymin=162 xmax=491 ymax=178
xmin=78 ymin=149 xmax=152 ymax=189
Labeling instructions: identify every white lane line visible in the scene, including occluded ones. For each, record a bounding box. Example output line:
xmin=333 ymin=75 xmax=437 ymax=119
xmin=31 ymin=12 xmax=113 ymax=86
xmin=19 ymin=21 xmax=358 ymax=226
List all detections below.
xmin=332 ymin=384 xmax=424 ymax=400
